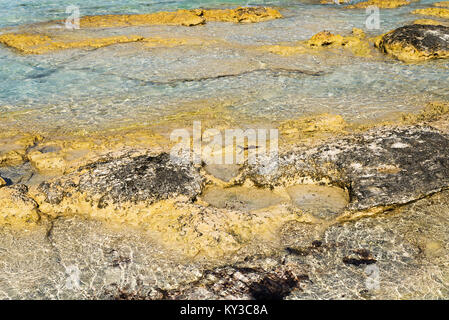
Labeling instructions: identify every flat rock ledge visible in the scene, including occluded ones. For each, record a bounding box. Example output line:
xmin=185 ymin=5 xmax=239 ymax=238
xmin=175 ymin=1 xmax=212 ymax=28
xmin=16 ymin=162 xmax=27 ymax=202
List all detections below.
xmin=375 ymin=24 xmax=449 ymax=62
xmin=2 ymin=125 xmax=449 ymax=299
xmin=244 ymin=125 xmax=449 ymax=214
xmin=35 ymin=152 xmax=203 ymax=212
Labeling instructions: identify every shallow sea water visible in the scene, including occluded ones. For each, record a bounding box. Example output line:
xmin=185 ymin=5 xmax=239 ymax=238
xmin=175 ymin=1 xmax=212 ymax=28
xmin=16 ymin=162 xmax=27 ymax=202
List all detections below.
xmin=0 ymin=0 xmax=448 ymax=131
xmin=1 ymin=1 xmax=449 ymax=299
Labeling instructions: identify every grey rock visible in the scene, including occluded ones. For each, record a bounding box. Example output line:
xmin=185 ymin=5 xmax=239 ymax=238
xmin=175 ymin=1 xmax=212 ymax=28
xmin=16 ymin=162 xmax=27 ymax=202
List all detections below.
xmin=37 ymin=152 xmax=203 ymax=207
xmin=245 ymin=126 xmax=449 ymax=212
xmin=377 ymin=24 xmax=449 ymax=61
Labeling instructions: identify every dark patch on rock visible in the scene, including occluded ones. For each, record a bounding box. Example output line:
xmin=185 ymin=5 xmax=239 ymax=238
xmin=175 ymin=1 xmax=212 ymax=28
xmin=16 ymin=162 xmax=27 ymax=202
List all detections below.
xmin=38 ymin=152 xmax=203 ymax=207
xmin=343 ymin=249 xmax=377 ymax=266
xmin=285 ymin=246 xmax=309 ymax=256
xmin=312 ymin=240 xmax=322 ymax=247
xmin=162 ymin=265 xmax=304 ymax=300
xmin=78 ymin=153 xmax=202 ymax=203
xmin=247 ymin=271 xmax=300 ymax=300
xmin=376 ymin=24 xmax=449 ymax=61
xmin=38 ymin=180 xmax=75 ymax=205
xmin=246 ymin=126 xmax=449 ymax=212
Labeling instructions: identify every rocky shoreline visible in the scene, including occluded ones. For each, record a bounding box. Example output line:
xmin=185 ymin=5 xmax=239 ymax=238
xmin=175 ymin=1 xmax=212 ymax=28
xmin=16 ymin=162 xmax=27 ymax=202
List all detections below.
xmin=2 ymin=106 xmax=449 ymax=299
xmin=1 ymin=4 xmax=449 ymax=300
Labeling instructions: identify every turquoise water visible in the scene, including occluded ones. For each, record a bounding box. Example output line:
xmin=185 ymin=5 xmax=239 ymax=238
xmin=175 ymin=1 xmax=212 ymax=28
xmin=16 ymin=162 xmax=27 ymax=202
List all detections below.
xmin=0 ymin=0 xmax=448 ymax=130
xmin=0 ymin=0 xmax=286 ymax=28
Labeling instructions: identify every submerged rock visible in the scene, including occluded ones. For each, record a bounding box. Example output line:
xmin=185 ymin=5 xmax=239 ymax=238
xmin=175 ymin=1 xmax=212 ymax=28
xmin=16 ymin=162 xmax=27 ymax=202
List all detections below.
xmin=0 ymin=34 xmax=144 ymax=54
xmin=0 ymin=133 xmax=41 ymax=166
xmin=195 ymin=7 xmax=282 ymax=23
xmin=80 ymin=9 xmax=205 ymax=27
xmin=375 ymin=24 xmax=449 ymax=62
xmin=412 ymin=7 xmax=449 ymax=19
xmin=34 ymin=152 xmax=203 ymax=212
xmin=345 ymin=0 xmax=410 ymax=9
xmin=78 ymin=7 xmax=282 ymax=28
xmin=245 ymin=126 xmax=449 ymax=214
xmin=263 ymin=28 xmax=373 ymax=57
xmin=2 ymin=189 xmax=449 ymax=299
xmin=305 ymin=29 xmax=372 ymax=56
xmin=435 ymin=1 xmax=449 ymax=8
xmin=163 ymin=264 xmax=304 ymax=300
xmin=0 ymin=184 xmax=40 ymax=227
xmin=413 ymin=19 xmax=449 ymax=27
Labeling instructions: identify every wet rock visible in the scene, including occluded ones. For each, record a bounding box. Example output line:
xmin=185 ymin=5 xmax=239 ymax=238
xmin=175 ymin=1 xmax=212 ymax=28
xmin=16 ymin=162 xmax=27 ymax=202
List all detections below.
xmin=0 ymin=184 xmax=40 ymax=227
xmin=35 ymin=151 xmax=203 ymax=211
xmin=413 ymin=19 xmax=449 ymax=27
xmin=261 ymin=28 xmax=373 ymax=57
xmin=286 ymin=184 xmax=349 ymax=219
xmin=27 ymin=150 xmax=67 ymax=174
xmin=0 ymin=34 xmax=144 ymax=55
xmin=345 ymin=0 xmax=410 ymax=9
xmin=320 ymin=0 xmax=350 ymax=4
xmin=31 ymin=151 xmax=311 ymax=258
xmin=412 ymin=7 xmax=449 ymax=19
xmin=0 ymin=133 xmax=41 ymax=167
xmin=0 ymin=150 xmax=24 ymax=167
xmin=78 ymin=7 xmax=282 ymax=28
xmin=288 ymin=191 xmax=449 ymax=299
xmin=342 ymin=249 xmax=377 ymax=266
xmin=201 ymin=185 xmax=288 ymax=212
xmin=245 ymin=126 xmax=449 ymax=214
xmin=197 ymin=7 xmax=282 ymax=23
xmin=305 ymin=28 xmax=372 ymax=57
xmin=163 ymin=263 xmax=304 ymax=300
xmin=401 ymin=101 xmax=449 ymax=123
xmin=435 ymin=1 xmax=449 ymax=8
xmin=2 ymin=190 xmax=449 ymax=299
xmin=79 ymin=9 xmax=205 ymax=28
xmin=376 ymin=24 xmax=449 ymax=62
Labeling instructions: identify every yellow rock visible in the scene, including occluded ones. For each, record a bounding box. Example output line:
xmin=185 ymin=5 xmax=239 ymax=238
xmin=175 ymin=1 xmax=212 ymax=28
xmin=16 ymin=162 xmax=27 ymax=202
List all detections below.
xmin=435 ymin=2 xmax=449 ymax=8
xmin=351 ymin=27 xmax=366 ymax=38
xmin=370 ymin=33 xmax=385 ymax=48
xmin=0 ymin=33 xmax=144 ymax=54
xmin=0 ymin=133 xmax=41 ymax=166
xmin=24 ymin=137 xmax=322 ymax=259
xmin=320 ymin=0 xmax=350 ymax=4
xmin=80 ymin=9 xmax=205 ymax=28
xmin=413 ymin=19 xmax=448 ymax=26
xmin=31 ymin=179 xmax=307 ymax=258
xmin=375 ymin=25 xmax=449 ymax=62
xmin=261 ymin=44 xmax=307 ymax=56
xmin=401 ymin=101 xmax=449 ymax=123
xmin=0 ymin=150 xmax=24 ymax=167
xmin=196 ymin=7 xmax=282 ymax=23
xmin=412 ymin=8 xmax=449 ymax=19
xmin=79 ymin=7 xmax=282 ymax=28
xmin=305 ymin=29 xmax=372 ymax=57
xmin=27 ymin=150 xmax=67 ymax=175
xmin=142 ymin=37 xmax=221 ymax=48
xmin=279 ymin=114 xmax=348 ymax=145
xmin=0 ymin=186 xmax=40 ymax=227
xmin=262 ymin=28 xmax=372 ymax=57
xmin=345 ymin=0 xmax=410 ymax=9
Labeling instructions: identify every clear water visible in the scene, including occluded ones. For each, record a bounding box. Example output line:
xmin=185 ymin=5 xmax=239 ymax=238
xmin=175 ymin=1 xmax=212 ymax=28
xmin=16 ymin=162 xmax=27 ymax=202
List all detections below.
xmin=0 ymin=0 xmax=448 ymax=131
